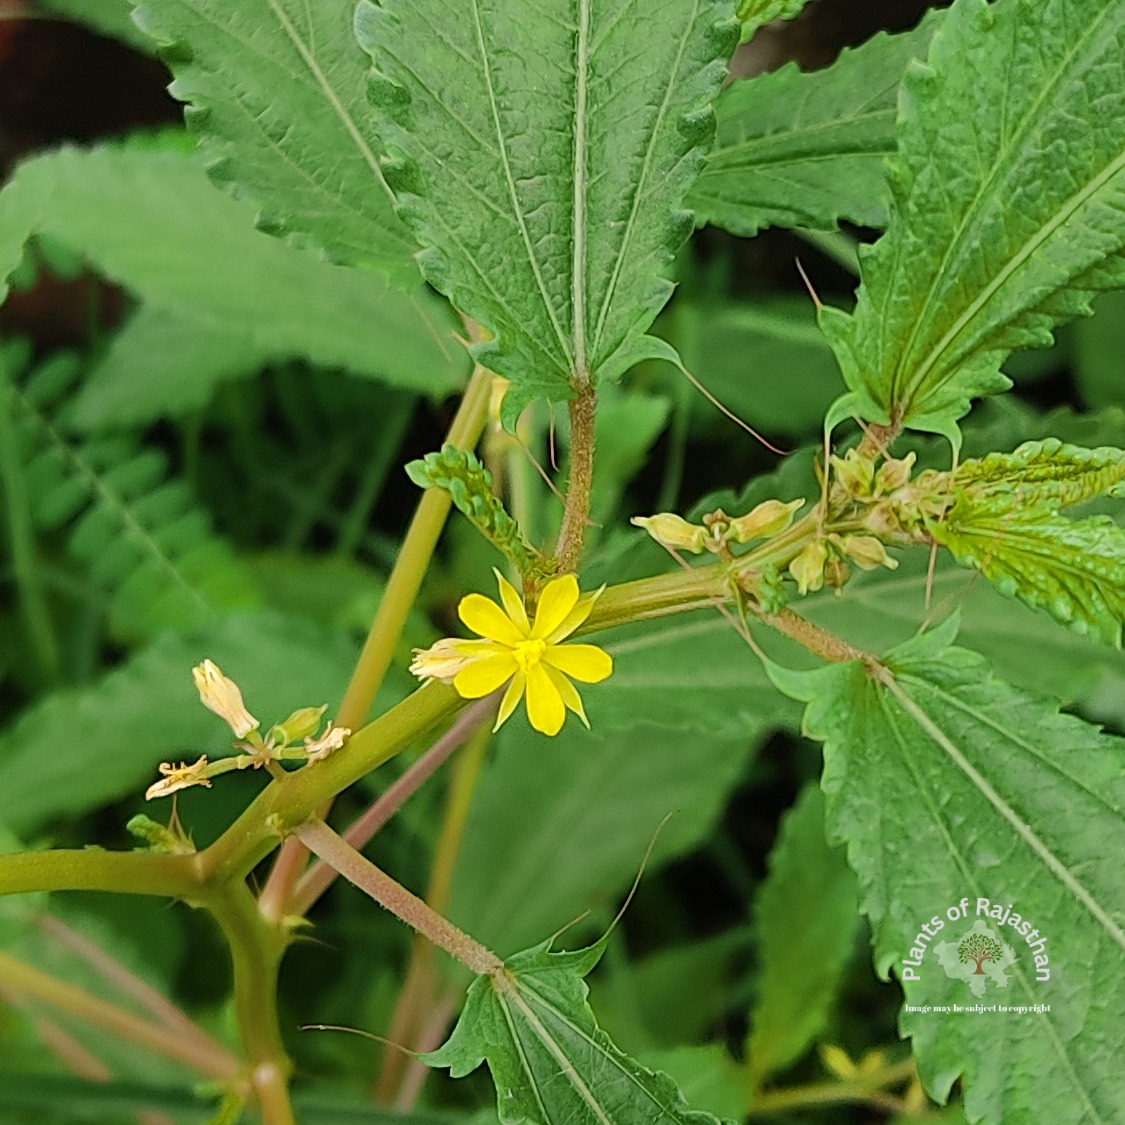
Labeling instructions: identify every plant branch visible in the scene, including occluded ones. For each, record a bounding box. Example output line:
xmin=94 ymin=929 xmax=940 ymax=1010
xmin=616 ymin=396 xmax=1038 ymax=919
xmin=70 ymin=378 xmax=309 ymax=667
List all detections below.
xmin=290 ymin=694 xmax=497 ymax=918
xmin=747 ymin=1057 xmax=917 ymax=1117
xmin=377 ymin=716 xmax=492 ymax=1103
xmin=556 ymin=383 xmax=597 ymax=572
xmin=296 ymin=818 xmax=501 ymax=976
xmin=209 ymin=883 xmax=294 ymax=1125
xmin=259 ymin=363 xmax=494 ymax=920
xmin=38 ymin=913 xmax=235 ymax=1068
xmin=0 ymin=949 xmax=241 ymax=1082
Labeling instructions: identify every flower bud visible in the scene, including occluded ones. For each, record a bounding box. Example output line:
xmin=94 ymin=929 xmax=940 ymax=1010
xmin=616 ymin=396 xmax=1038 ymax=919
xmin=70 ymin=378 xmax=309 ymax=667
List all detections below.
xmin=874 ymin=452 xmax=916 ymax=494
xmin=631 ymin=512 xmax=708 ymax=554
xmin=192 ymin=660 xmax=259 ymax=738
xmin=728 ymin=498 xmax=804 ymax=544
xmin=789 ymin=540 xmax=828 ymax=595
xmin=831 ymin=449 xmax=875 ymax=496
xmin=266 ymin=705 xmax=328 ymax=749
xmin=841 ymin=535 xmax=898 ymax=571
xmin=409 ymin=638 xmax=478 ymax=683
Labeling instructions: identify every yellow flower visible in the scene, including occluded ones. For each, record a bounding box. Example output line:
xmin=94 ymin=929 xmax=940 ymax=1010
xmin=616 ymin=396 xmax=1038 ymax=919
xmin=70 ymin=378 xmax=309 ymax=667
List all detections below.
xmin=411 ymin=571 xmax=613 ymax=736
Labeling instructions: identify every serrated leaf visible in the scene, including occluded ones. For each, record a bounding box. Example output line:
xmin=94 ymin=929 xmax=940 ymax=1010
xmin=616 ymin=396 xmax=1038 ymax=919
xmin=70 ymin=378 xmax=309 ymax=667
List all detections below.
xmin=426 ymin=939 xmax=726 ymax=1125
xmin=748 ymin=784 xmax=858 ymax=1083
xmin=822 ymin=0 xmax=1125 ymax=441
xmin=0 ymin=142 xmax=466 ymax=401
xmin=355 ymin=0 xmax=737 ymax=411
xmin=770 ymin=626 xmax=1125 ymax=1124
xmin=919 ymin=440 xmax=1125 ymax=646
xmin=449 ymin=723 xmax=757 ymax=953
xmin=736 ymin=0 xmax=813 ymax=44
xmin=133 ymin=0 xmax=417 ymax=277
xmin=928 ymin=508 xmax=1125 ymax=647
xmin=0 ymin=612 xmax=357 ymax=834
xmin=947 ymin=439 xmax=1125 ymax=513
xmin=692 ymin=14 xmax=940 ymax=236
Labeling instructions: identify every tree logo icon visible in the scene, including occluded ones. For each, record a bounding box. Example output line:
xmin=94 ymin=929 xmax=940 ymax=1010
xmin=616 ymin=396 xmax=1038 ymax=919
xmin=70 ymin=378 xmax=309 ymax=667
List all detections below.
xmin=958 ymin=931 xmax=1003 ymax=976
xmin=934 ymin=920 xmax=1017 ymax=997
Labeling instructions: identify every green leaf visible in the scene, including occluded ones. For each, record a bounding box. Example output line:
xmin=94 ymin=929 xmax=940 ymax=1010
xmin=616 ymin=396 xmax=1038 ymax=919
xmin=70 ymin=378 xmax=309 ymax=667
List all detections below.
xmin=736 ymin=0 xmax=813 ymax=44
xmin=822 ymin=0 xmax=1125 ymax=441
xmin=945 ymin=439 xmax=1125 ymax=513
xmin=6 ymin=350 xmax=261 ymax=638
xmin=355 ymin=0 xmax=737 ymax=413
xmin=0 ymin=141 xmax=466 ymax=402
xmin=748 ymin=784 xmax=858 ymax=1083
xmin=0 ymin=612 xmax=357 ymax=834
xmin=70 ymin=307 xmax=277 ymax=429
xmin=39 ymin=0 xmax=155 ymax=53
xmin=133 ymin=0 xmax=417 ymax=277
xmin=930 ymin=509 xmax=1125 ymax=647
xmin=919 ymin=441 xmax=1125 ymax=646
xmin=692 ymin=14 xmax=941 ymax=236
xmin=449 ymin=724 xmax=757 ymax=954
xmin=426 ymin=939 xmax=726 ymax=1124
xmin=771 ymin=624 xmax=1125 ymax=1123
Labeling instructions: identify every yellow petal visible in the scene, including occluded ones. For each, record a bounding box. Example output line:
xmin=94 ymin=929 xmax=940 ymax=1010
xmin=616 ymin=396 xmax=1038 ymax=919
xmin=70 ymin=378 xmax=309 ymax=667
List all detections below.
xmin=544 ymin=665 xmax=589 ymax=728
xmin=525 ymin=662 xmax=565 ymax=735
xmin=453 ymin=653 xmax=518 ymax=698
xmin=493 ymin=669 xmax=526 ymax=731
xmin=493 ymin=568 xmax=530 ymax=633
xmin=541 ymin=587 xmax=601 ymax=644
xmin=544 ymin=643 xmax=613 ymax=684
xmin=458 ymin=593 xmax=525 ymax=645
xmin=529 ymin=574 xmax=580 ymax=639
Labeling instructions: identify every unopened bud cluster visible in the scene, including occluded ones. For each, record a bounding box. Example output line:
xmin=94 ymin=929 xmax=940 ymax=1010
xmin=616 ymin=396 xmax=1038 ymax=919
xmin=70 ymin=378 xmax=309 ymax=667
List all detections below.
xmin=632 ymin=498 xmax=804 ymax=556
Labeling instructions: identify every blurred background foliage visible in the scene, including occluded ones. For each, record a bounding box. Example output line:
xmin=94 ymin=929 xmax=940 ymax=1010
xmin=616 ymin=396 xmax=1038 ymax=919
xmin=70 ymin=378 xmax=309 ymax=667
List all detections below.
xmin=0 ymin=0 xmax=1119 ymax=1121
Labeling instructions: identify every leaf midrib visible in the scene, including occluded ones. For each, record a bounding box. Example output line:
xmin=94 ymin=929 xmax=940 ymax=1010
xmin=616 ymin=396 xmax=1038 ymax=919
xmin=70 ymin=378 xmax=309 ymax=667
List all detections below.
xmin=874 ymin=685 xmax=1105 ymax=1123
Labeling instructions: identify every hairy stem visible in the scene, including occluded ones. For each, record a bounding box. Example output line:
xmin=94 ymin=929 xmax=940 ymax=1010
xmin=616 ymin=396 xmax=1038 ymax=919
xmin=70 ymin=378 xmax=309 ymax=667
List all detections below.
xmin=377 ymin=717 xmax=492 ymax=1103
xmin=289 ymin=695 xmax=497 ymax=917
xmin=556 ymin=383 xmax=597 ymax=572
xmin=296 ymin=818 xmax=501 ymax=976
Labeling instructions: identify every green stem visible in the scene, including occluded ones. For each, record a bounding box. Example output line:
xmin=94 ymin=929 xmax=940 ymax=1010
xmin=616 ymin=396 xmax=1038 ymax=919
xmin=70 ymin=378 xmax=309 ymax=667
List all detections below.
xmin=259 ymin=364 xmax=493 ymax=920
xmin=289 ymin=695 xmax=496 ymax=918
xmin=337 ymin=364 xmax=494 ymax=731
xmin=0 ymin=847 xmax=204 ymax=899
xmin=296 ymin=818 xmax=501 ymax=976
xmin=210 ymin=884 xmax=294 ymax=1125
xmin=0 ymin=342 xmax=60 ymax=682
xmin=201 ymin=681 xmax=464 ymax=885
xmin=0 ymin=949 xmax=241 ymax=1083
